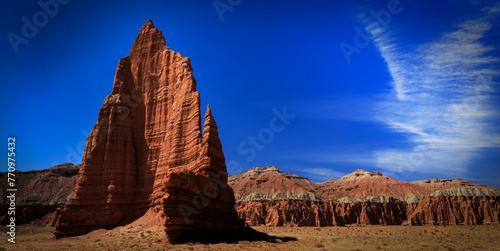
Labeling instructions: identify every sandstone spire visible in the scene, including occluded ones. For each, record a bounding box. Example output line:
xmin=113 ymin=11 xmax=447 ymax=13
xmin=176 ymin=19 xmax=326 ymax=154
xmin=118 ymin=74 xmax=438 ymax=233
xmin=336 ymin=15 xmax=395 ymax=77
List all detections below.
xmin=54 ymin=20 xmax=240 ymax=243
xmin=199 ymin=104 xmax=227 ymax=177
xmin=129 ymin=19 xmax=166 ymax=59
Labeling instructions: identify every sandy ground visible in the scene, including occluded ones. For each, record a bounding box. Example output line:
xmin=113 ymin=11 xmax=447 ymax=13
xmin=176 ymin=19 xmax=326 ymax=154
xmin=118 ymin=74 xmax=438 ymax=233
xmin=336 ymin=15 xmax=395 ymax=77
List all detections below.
xmin=1 ymin=224 xmax=499 ymax=250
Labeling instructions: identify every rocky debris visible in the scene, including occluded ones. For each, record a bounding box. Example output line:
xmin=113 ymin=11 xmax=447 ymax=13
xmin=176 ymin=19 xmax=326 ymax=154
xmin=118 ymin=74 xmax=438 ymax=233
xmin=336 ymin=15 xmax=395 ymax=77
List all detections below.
xmin=54 ymin=20 xmax=239 ymax=243
xmin=0 ymin=163 xmax=79 ymax=226
xmin=230 ymin=167 xmax=500 ymax=226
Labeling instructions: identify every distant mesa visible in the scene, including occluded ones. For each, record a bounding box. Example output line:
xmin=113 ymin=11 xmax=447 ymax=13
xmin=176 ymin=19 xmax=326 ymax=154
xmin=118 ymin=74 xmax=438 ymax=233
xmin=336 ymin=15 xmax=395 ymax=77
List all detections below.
xmin=230 ymin=166 xmax=499 ymax=204
xmin=229 ymin=166 xmax=321 ymax=202
xmin=0 ymin=163 xmax=79 ymax=226
xmin=52 ymin=20 xmax=240 ymax=243
xmin=230 ymin=166 xmax=500 ymax=226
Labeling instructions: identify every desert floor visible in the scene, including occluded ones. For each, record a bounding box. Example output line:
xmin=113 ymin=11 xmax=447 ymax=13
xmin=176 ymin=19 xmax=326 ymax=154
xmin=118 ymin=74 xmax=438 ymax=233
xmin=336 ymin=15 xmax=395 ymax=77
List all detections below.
xmin=1 ymin=224 xmax=499 ymax=250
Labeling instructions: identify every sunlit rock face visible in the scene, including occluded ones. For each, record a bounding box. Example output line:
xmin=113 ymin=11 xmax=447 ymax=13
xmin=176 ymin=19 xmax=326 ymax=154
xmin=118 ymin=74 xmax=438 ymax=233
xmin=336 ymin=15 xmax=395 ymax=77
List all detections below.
xmin=54 ymin=20 xmax=240 ymax=243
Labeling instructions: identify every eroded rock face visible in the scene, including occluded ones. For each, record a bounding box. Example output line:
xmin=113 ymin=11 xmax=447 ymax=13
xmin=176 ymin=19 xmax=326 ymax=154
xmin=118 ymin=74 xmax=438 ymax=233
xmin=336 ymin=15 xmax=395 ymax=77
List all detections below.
xmin=230 ymin=167 xmax=500 ymax=226
xmin=54 ymin=20 xmax=239 ymax=243
xmin=236 ymin=200 xmax=407 ymax=227
xmin=236 ymin=197 xmax=500 ymax=227
xmin=407 ymin=196 xmax=500 ymax=225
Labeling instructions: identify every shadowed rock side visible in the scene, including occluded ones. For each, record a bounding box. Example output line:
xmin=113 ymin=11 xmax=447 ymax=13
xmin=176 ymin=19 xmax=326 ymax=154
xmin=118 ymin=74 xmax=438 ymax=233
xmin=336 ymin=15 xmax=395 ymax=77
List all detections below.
xmin=54 ymin=20 xmax=239 ymax=243
xmin=0 ymin=163 xmax=79 ymax=226
xmin=229 ymin=166 xmax=500 ymax=226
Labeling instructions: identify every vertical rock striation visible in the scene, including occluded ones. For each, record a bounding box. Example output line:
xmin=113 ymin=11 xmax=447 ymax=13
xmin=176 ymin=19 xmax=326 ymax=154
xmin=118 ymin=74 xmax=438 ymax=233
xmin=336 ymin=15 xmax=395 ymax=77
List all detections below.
xmin=235 ymin=200 xmax=408 ymax=227
xmin=229 ymin=167 xmax=500 ymax=226
xmin=54 ymin=20 xmax=239 ymax=243
xmin=406 ymin=196 xmax=500 ymax=225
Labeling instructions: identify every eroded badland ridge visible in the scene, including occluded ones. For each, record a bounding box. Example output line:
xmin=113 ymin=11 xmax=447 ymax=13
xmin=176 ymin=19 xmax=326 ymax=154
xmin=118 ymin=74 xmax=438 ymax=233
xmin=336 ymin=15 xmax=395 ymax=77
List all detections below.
xmin=230 ymin=166 xmax=500 ymax=226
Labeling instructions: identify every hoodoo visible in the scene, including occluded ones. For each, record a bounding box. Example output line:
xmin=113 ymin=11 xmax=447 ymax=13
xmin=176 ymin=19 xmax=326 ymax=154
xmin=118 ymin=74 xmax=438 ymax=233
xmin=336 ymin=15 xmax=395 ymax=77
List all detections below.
xmin=54 ymin=20 xmax=240 ymax=243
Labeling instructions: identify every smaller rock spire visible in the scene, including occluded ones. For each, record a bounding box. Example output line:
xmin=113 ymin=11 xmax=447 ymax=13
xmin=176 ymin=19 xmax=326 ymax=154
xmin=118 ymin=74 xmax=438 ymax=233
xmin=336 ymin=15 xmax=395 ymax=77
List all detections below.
xmin=200 ymin=104 xmax=226 ymax=177
xmin=202 ymin=104 xmax=222 ymax=148
xmin=204 ymin=104 xmax=215 ymax=128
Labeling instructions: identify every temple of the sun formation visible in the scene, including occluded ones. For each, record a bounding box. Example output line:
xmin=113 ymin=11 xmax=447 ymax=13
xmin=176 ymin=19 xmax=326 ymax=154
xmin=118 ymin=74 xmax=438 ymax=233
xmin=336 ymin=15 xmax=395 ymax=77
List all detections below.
xmin=54 ymin=20 xmax=240 ymax=244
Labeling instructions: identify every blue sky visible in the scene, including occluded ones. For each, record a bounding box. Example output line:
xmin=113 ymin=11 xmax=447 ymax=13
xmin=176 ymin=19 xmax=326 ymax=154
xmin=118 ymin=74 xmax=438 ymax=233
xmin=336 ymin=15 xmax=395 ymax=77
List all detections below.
xmin=1 ymin=0 xmax=500 ymax=187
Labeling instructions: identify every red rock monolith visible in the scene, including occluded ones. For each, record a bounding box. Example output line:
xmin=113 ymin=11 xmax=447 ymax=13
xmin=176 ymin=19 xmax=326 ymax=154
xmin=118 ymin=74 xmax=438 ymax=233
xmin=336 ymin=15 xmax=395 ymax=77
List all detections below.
xmin=54 ymin=20 xmax=239 ymax=243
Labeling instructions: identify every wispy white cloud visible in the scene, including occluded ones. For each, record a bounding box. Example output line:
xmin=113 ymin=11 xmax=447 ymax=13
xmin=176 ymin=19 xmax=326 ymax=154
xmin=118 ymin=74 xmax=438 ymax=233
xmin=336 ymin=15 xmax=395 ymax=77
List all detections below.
xmin=367 ymin=5 xmax=500 ymax=178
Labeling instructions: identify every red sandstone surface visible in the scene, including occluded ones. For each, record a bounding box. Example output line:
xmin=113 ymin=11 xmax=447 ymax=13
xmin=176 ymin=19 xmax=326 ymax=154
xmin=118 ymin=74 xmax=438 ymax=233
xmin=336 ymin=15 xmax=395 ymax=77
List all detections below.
xmin=229 ymin=166 xmax=500 ymax=227
xmin=318 ymin=169 xmax=430 ymax=203
xmin=229 ymin=166 xmax=320 ymax=202
xmin=406 ymin=196 xmax=500 ymax=225
xmin=53 ymin=20 xmax=239 ymax=243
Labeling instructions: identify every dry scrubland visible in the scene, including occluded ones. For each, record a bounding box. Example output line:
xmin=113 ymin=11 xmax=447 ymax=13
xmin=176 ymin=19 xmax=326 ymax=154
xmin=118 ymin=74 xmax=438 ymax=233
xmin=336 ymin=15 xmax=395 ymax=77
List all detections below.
xmin=1 ymin=225 xmax=499 ymax=250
